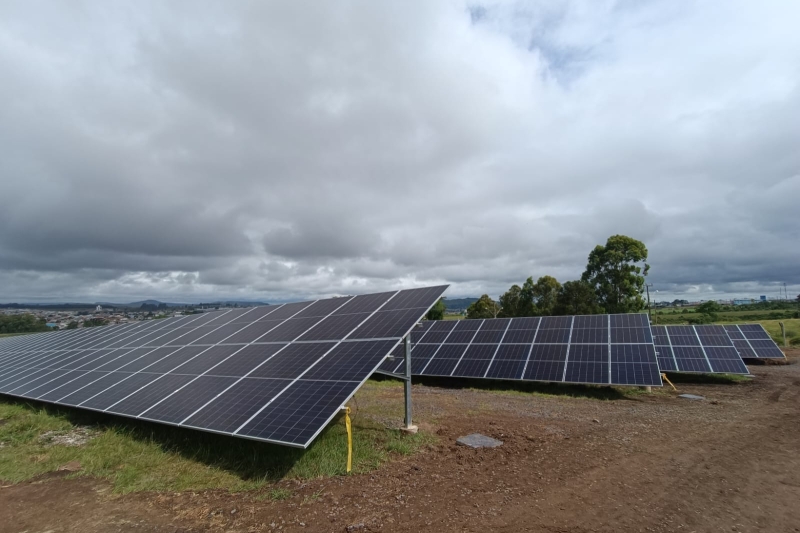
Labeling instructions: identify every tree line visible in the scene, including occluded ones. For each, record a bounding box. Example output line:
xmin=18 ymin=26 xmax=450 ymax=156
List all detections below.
xmin=456 ymin=235 xmax=649 ymax=320
xmin=0 ymin=314 xmax=51 ymax=334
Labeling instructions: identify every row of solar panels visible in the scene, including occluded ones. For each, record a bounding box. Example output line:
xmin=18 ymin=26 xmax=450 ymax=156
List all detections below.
xmin=378 ymin=318 xmax=784 ymax=384
xmin=0 ymin=288 xmax=785 ymax=448
xmin=0 ymin=286 xmax=448 ymax=448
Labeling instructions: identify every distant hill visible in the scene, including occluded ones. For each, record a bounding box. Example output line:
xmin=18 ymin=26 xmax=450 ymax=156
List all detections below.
xmin=443 ymin=298 xmax=478 ymax=311
xmin=1 ymin=299 xmax=269 ymax=310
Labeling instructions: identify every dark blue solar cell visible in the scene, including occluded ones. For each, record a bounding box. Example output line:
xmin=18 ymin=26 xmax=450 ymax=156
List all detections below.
xmin=188 ymin=344 xmax=285 ymax=378
xmin=610 ymin=314 xmax=649 ymax=328
xmin=256 ymin=301 xmax=316 ymax=321
xmin=492 ymin=344 xmax=531 ymax=361
xmin=656 ymin=353 xmax=677 ymax=372
xmin=747 ymin=339 xmax=777 ymax=349
xmin=331 ymin=292 xmax=395 ymax=315
xmin=0 ymin=368 xmax=54 ymax=393
xmin=142 ymin=345 xmax=211 ymax=374
xmin=261 ymin=316 xmax=329 ymax=342
xmin=471 ymin=330 xmax=506 ymax=344
xmin=28 ymin=370 xmax=90 ymax=399
xmin=704 ymin=347 xmax=748 ymax=374
xmin=183 ymin=377 xmax=288 ymax=433
xmin=416 ymin=331 xmax=453 ymax=344
xmin=731 ymin=340 xmax=757 ymax=358
xmin=422 ymin=358 xmax=461 ymax=376
xmin=107 ymin=374 xmax=198 ymax=416
xmin=539 ymin=316 xmax=572 ymax=329
xmin=58 ymin=372 xmax=140 ymax=406
xmin=458 ymin=344 xmax=497 ymax=360
xmin=140 ymin=375 xmax=241 ymax=424
xmin=563 ymin=361 xmax=608 ymax=384
xmin=535 ymin=329 xmax=571 ymax=343
xmin=429 ymin=320 xmax=459 ymax=332
xmin=378 ymin=285 xmax=448 ymax=311
xmin=667 ymin=335 xmax=701 ymax=347
xmin=573 ymin=315 xmax=607 ymax=328
xmin=610 ymin=344 xmax=656 ymax=364
xmin=192 ymin=323 xmax=259 ymax=345
xmin=528 ymin=344 xmax=568 ymax=362
xmin=378 ymin=357 xmax=401 ymax=374
xmin=502 ymin=329 xmax=536 ymax=344
xmin=443 ymin=331 xmax=479 ymax=344
xmin=479 ymin=318 xmax=511 ymax=331
xmin=223 ymin=320 xmax=285 ymax=344
xmin=524 ymin=360 xmax=565 ymax=382
xmin=248 ymin=343 xmax=335 ymax=379
xmin=302 ymin=340 xmax=396 ymax=382
xmin=611 ymin=362 xmax=661 ymax=385
xmin=507 ymin=317 xmax=540 ymax=330
xmin=80 ymin=372 xmax=161 ymax=411
xmin=570 ymin=328 xmax=608 ymax=344
xmin=453 ymin=319 xmax=484 ymax=331
xmin=293 ymin=296 xmax=354 ymax=318
xmin=452 ymin=358 xmax=492 ymax=378
xmin=297 ymin=313 xmax=370 ymax=341
xmin=67 ymin=349 xmax=128 ymax=371
xmin=38 ymin=371 xmax=111 ymax=402
xmin=568 ymin=344 xmax=608 ymax=363
xmin=237 ymin=379 xmax=357 ymax=446
xmin=610 ymin=327 xmax=652 ymax=344
xmin=485 ymin=359 xmax=526 ymax=380
xmin=7 ymin=369 xmax=72 ymax=395
xmin=346 ymin=308 xmax=428 ymax=339
xmin=671 ymin=346 xmax=711 ymax=373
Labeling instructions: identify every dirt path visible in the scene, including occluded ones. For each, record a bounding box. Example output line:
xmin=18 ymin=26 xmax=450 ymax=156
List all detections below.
xmin=2 ymin=352 xmax=799 ymax=533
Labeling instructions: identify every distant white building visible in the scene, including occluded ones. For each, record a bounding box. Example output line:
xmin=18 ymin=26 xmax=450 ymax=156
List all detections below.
xmin=95 ymin=305 xmax=102 ymax=312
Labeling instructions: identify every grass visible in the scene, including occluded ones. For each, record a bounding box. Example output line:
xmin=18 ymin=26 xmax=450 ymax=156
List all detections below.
xmin=255 ymin=487 xmax=292 ymax=501
xmin=758 ymin=319 xmax=800 ymax=346
xmin=0 ymin=394 xmax=433 ymax=493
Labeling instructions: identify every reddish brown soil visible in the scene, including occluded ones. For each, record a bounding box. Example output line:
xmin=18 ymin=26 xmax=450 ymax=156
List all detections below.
xmin=3 ymin=350 xmax=799 ymax=533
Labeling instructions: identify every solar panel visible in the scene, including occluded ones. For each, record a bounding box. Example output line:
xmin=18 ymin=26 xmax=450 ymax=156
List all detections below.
xmin=378 ymin=314 xmax=662 ymax=387
xmin=652 ymin=325 xmax=749 ymax=374
xmin=723 ymin=324 xmax=785 ymax=359
xmin=0 ymin=285 xmax=448 ymax=448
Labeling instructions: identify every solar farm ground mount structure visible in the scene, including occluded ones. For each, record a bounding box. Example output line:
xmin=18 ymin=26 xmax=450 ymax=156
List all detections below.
xmin=0 ymin=285 xmax=448 ymax=448
xmin=379 ymin=313 xmax=664 ymax=387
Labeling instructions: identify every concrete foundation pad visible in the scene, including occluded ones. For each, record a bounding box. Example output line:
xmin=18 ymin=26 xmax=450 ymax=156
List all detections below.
xmin=678 ymin=393 xmax=705 ymax=400
xmin=456 ymin=433 xmax=503 ymax=448
xmin=400 ymin=425 xmax=418 ymax=435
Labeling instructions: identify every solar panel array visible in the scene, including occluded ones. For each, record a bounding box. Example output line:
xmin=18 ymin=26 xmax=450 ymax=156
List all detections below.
xmin=723 ymin=324 xmax=785 ymax=359
xmin=0 ymin=286 xmax=447 ymax=448
xmin=379 ymin=314 xmax=662 ymax=387
xmin=652 ymin=325 xmax=749 ymax=374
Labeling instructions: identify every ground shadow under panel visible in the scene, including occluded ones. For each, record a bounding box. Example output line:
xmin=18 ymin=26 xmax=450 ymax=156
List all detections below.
xmin=372 ymin=375 xmax=630 ymax=400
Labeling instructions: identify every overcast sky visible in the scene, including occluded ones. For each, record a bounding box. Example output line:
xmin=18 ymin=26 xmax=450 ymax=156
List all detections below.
xmin=0 ymin=1 xmax=798 ymax=304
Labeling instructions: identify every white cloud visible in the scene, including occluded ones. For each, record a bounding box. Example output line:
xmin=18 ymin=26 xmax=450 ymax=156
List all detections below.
xmin=0 ymin=0 xmax=798 ymax=303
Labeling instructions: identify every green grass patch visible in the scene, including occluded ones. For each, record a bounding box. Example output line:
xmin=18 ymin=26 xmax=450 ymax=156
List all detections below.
xmin=255 ymin=487 xmax=292 ymax=502
xmin=758 ymin=319 xmax=799 ymax=346
xmin=0 ymin=396 xmax=433 ymax=493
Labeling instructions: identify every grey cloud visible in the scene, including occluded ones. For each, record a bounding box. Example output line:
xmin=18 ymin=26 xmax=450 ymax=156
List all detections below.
xmin=0 ymin=0 xmax=798 ymax=304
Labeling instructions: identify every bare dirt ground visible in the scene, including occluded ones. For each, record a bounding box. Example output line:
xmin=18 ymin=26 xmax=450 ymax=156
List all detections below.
xmin=3 ymin=350 xmax=799 ymax=533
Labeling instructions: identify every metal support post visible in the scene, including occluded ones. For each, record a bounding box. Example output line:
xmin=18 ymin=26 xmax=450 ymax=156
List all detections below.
xmin=402 ymin=334 xmax=418 ymax=434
